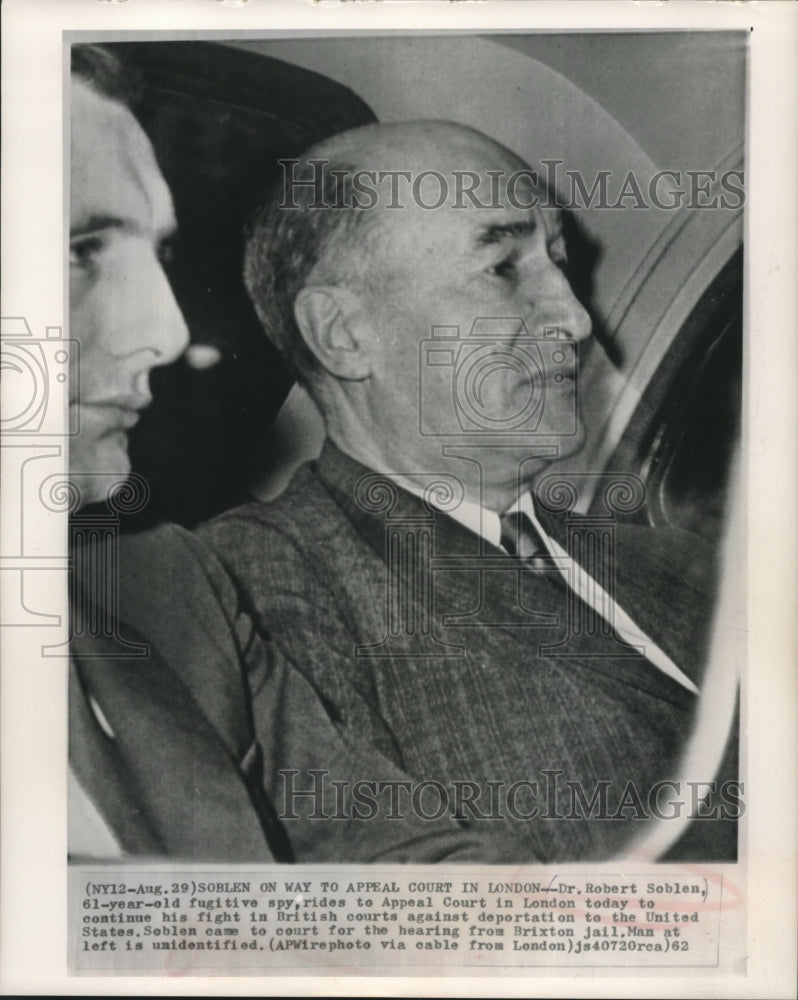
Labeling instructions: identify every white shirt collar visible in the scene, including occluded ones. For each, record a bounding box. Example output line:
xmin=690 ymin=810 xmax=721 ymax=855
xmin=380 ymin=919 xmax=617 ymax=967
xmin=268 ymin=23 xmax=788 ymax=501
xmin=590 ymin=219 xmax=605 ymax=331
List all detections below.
xmin=397 ymin=479 xmax=537 ymax=551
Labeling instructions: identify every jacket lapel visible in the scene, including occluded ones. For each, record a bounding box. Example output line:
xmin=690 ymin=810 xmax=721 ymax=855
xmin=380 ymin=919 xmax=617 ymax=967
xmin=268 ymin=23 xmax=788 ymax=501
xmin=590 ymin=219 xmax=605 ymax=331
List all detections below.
xmin=533 ymin=497 xmax=712 ymax=683
xmin=315 ymin=443 xmax=696 ymax=707
xmin=71 ymin=631 xmax=277 ymax=861
xmin=69 ymin=662 xmax=163 ymax=856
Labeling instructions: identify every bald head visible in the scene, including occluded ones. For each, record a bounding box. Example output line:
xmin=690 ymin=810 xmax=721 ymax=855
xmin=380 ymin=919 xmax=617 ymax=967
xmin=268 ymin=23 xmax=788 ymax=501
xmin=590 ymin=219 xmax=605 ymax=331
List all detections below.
xmin=244 ymin=117 xmax=591 ymax=494
xmin=307 ymin=119 xmax=524 ymax=175
xmin=243 ymin=120 xmax=542 ymax=389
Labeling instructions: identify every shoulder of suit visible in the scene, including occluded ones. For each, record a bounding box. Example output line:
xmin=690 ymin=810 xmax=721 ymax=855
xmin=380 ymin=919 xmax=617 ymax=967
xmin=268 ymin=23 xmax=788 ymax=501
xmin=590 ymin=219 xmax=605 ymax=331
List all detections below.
xmin=198 ymin=461 xmax=349 ymax=551
xmin=118 ymin=521 xmax=246 ymax=628
xmin=119 ymin=521 xmax=221 ymax=589
xmin=614 ymin=522 xmax=717 ymax=599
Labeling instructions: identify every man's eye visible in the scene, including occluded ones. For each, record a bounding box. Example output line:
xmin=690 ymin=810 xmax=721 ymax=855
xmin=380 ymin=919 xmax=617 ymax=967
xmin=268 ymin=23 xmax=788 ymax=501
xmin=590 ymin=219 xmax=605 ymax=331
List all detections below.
xmin=548 ymin=239 xmax=569 ymax=272
xmin=157 ymin=235 xmax=177 ymax=268
xmin=490 ymin=256 xmax=517 ymax=280
xmin=69 ymin=235 xmax=105 ymax=271
xmin=551 ymin=252 xmax=569 ymax=273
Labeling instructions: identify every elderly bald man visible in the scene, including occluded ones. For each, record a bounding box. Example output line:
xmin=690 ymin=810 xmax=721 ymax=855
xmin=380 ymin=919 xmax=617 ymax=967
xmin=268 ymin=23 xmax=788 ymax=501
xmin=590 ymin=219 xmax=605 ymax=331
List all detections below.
xmin=197 ymin=120 xmax=722 ymax=861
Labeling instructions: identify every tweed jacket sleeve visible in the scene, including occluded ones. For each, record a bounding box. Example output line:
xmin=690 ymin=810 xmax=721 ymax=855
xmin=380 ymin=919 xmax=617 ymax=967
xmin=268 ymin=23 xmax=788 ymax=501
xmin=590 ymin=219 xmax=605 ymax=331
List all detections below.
xmin=117 ymin=522 xmax=526 ymax=863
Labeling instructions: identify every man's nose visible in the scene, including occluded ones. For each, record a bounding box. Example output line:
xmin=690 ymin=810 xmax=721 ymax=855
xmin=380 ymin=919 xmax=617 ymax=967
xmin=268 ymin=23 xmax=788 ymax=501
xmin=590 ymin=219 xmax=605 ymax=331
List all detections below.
xmin=148 ymin=256 xmax=190 ymax=365
xmin=531 ymin=263 xmax=592 ymax=343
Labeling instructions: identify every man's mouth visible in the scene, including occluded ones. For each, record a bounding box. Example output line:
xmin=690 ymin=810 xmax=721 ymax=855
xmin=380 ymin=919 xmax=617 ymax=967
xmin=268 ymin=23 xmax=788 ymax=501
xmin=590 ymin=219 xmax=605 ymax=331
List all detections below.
xmin=98 ymin=406 xmax=141 ymax=430
xmin=72 ymin=397 xmax=149 ymax=432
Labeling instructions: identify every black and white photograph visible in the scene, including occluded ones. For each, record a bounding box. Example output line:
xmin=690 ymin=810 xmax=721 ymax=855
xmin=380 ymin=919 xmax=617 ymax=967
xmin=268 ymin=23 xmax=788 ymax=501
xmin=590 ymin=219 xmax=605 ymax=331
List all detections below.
xmin=1 ymin=0 xmax=796 ymax=995
xmin=67 ymin=30 xmax=744 ymax=863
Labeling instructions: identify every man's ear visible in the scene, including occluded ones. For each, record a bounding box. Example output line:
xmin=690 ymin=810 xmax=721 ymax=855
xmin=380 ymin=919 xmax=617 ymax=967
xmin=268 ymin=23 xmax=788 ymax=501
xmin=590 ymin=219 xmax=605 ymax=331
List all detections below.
xmin=293 ymin=285 xmax=373 ymax=380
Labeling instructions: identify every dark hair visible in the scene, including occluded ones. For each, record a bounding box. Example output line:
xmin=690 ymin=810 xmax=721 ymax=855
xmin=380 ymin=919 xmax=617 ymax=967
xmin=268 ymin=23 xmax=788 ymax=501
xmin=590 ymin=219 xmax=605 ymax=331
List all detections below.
xmin=71 ymin=44 xmax=143 ymax=107
xmin=243 ymin=156 xmax=382 ymax=390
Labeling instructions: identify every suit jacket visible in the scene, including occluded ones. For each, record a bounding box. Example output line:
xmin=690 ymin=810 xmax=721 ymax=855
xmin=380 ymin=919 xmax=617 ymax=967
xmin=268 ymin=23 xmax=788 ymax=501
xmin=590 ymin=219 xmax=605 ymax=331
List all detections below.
xmin=198 ymin=440 xmax=732 ymax=861
xmin=71 ymin=521 xmax=514 ymax=863
xmin=69 ymin=525 xmax=291 ymax=861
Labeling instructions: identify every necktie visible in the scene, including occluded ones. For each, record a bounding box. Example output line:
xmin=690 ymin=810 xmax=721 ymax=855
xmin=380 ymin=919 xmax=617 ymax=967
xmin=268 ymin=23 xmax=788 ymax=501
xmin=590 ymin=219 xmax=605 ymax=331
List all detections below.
xmin=500 ymin=509 xmax=555 ymax=569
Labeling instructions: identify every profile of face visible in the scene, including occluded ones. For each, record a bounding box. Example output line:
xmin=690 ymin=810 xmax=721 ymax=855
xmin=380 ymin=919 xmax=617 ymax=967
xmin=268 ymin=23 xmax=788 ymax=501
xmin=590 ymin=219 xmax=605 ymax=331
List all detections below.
xmin=312 ymin=124 xmax=593 ymax=499
xmin=69 ymin=80 xmax=189 ymax=506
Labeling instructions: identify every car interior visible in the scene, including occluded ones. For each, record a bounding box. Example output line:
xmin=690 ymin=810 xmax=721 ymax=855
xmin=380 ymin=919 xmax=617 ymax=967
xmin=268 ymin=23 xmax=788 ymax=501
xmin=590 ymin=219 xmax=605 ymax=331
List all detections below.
xmin=71 ymin=31 xmax=745 ymax=865
xmin=104 ymin=34 xmax=744 ymax=560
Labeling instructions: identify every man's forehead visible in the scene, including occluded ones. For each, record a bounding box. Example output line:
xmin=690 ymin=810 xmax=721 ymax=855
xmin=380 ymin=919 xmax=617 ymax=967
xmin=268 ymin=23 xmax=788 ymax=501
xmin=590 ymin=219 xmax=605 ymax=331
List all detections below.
xmin=70 ymin=83 xmax=174 ymax=235
xmin=473 ymin=205 xmax=562 ymax=244
xmin=382 ymin=195 xmax=562 ymax=250
xmin=346 ymin=128 xmax=558 ymax=244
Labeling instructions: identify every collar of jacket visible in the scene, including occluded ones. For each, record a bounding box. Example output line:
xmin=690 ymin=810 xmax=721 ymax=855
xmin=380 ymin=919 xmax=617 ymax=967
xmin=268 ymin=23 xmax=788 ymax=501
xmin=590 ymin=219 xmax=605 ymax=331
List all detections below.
xmin=312 ymin=439 xmax=711 ymax=691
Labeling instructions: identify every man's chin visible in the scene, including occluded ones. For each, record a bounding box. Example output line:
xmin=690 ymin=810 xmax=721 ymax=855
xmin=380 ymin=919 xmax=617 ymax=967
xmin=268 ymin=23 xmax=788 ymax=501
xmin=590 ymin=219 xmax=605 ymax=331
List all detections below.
xmin=69 ymin=435 xmax=132 ymax=509
xmin=516 ymin=420 xmax=586 ymax=459
xmin=550 ymin=420 xmax=586 ymax=459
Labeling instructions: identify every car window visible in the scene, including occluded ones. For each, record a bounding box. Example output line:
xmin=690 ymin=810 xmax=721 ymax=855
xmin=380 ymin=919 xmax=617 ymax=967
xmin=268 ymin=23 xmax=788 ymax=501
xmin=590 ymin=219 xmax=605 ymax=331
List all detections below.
xmin=596 ymin=247 xmax=743 ymax=548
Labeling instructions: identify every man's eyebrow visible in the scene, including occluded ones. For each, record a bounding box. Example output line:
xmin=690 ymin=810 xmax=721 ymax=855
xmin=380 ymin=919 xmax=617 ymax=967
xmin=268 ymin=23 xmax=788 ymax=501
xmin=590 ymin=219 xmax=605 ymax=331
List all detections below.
xmin=69 ymin=215 xmax=131 ymax=239
xmin=475 ymin=217 xmax=539 ymax=247
xmin=69 ymin=214 xmax=177 ymax=242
